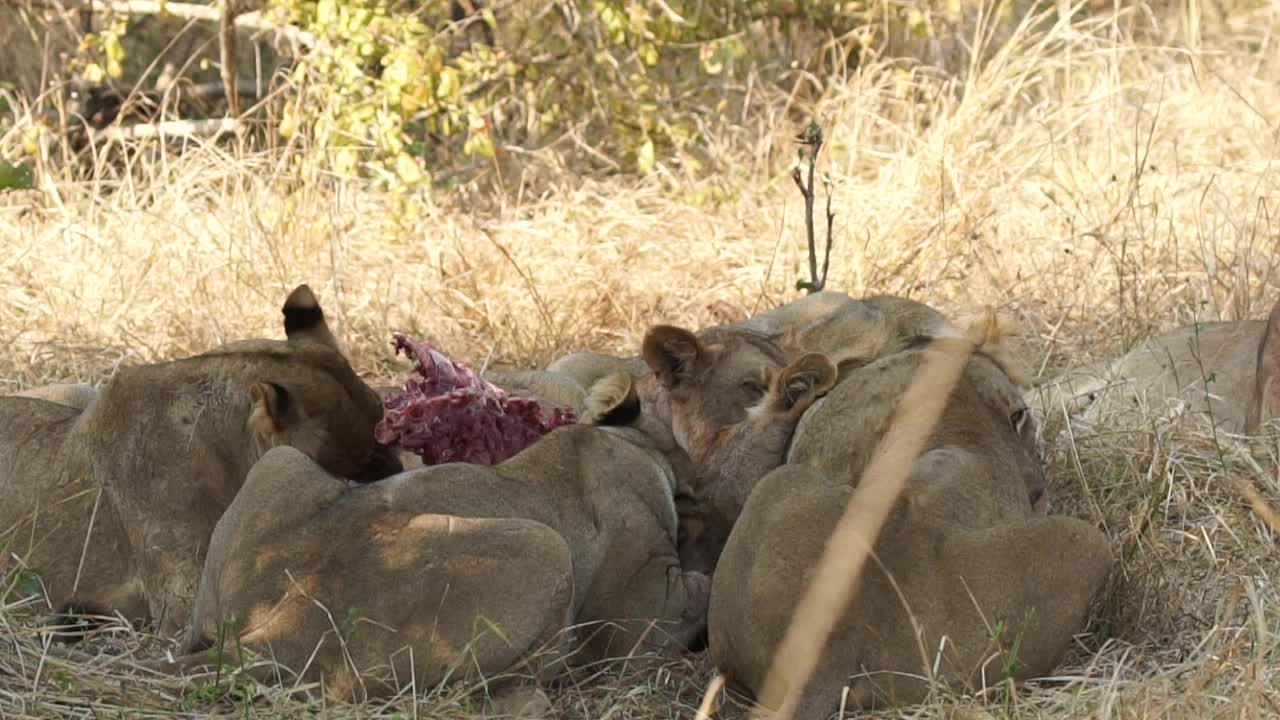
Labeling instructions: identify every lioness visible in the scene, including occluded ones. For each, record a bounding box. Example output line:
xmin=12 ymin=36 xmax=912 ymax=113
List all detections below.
xmin=1030 ymin=298 xmax=1280 ymax=435
xmin=639 ymin=294 xmax=1016 ymax=468
xmin=526 ymin=293 xmax=996 ymax=575
xmin=538 ymin=292 xmax=945 ymax=455
xmin=708 ymin=339 xmax=1113 ymax=715
xmin=0 ymin=285 xmax=401 ymax=636
xmin=642 ymin=299 xmax=1026 ymax=573
xmin=165 ymin=372 xmax=707 ymax=702
xmin=547 ymin=325 xmax=792 ymax=433
xmin=545 ymin=291 xmax=951 ymax=413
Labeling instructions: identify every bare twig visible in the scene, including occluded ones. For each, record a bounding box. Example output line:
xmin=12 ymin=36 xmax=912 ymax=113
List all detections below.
xmin=695 ymin=674 xmax=725 ymax=720
xmin=27 ymin=0 xmax=319 ymax=49
xmin=791 ymin=121 xmax=834 ymax=293
xmin=821 ymin=172 xmax=834 ymax=288
xmin=90 ymin=117 xmax=244 ymax=141
xmin=218 ymin=0 xmax=240 ymax=117
xmin=1240 ymin=478 xmax=1280 ymax=533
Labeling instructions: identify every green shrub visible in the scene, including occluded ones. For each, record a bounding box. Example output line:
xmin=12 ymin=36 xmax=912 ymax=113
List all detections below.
xmin=7 ymin=0 xmax=1032 ymax=191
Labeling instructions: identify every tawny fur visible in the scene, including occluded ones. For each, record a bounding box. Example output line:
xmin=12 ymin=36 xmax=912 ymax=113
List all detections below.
xmin=644 ymin=292 xmax=1019 ymax=572
xmin=166 ymin=373 xmax=707 ymax=703
xmin=0 ymin=285 xmax=399 ymax=637
xmin=708 ymin=346 xmax=1112 ymax=715
xmin=1028 ymin=297 xmax=1280 ymax=437
xmin=7 ymin=383 xmax=99 ymax=411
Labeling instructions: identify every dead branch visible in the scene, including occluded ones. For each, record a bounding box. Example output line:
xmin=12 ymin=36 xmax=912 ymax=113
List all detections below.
xmin=171 ymin=80 xmax=259 ymax=102
xmin=218 ymin=0 xmax=240 ymax=117
xmin=91 ymin=117 xmax=243 ymax=141
xmin=56 ymin=80 xmax=260 ymax=135
xmin=791 ymin=121 xmax=835 ymax=294
xmin=26 ymin=0 xmax=319 ymax=50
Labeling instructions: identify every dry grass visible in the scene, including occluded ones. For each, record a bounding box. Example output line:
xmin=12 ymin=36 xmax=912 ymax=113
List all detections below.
xmin=3 ymin=0 xmax=1280 ymax=717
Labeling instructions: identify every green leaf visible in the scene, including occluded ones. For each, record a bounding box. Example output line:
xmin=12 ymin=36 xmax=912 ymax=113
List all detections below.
xmin=636 ymin=136 xmax=655 ymax=173
xmin=104 ymin=32 xmax=125 ymax=66
xmin=639 ymin=42 xmax=659 ymax=67
xmin=436 ymin=68 xmax=461 ymax=101
xmin=0 ymin=160 xmax=35 ymax=191
xmin=18 ymin=569 xmax=43 ymax=597
xmin=464 ymin=131 xmax=495 ymax=159
xmin=906 ymin=8 xmax=930 ymax=38
xmin=723 ymin=36 xmax=748 ymax=60
xmin=699 ymin=41 xmax=724 ymax=75
xmin=82 ymin=63 xmax=105 ymax=84
xmin=394 ymin=152 xmax=425 ymax=183
xmin=317 ymin=0 xmax=337 ymax=25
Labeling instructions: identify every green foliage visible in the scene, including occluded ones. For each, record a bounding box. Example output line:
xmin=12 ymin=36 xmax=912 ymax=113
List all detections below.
xmin=261 ymin=0 xmax=928 ymax=189
xmin=179 ymin=674 xmax=259 ymax=711
xmin=37 ymin=0 xmax=970 ymax=191
xmin=179 ymin=612 xmax=258 ymax=711
xmin=76 ymin=13 xmax=129 ymax=83
xmin=0 ymin=159 xmax=34 ymax=191
xmin=991 ymin=612 xmax=1032 ymax=677
xmin=269 ymin=0 xmax=486 ymax=190
xmin=0 ymin=550 xmax=42 ymax=603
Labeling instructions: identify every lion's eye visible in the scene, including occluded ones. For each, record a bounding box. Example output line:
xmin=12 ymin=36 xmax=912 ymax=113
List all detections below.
xmin=740 ymin=381 xmax=766 ymax=401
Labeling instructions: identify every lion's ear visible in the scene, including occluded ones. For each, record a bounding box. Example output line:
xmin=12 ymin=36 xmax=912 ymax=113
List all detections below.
xmin=642 ymin=325 xmax=705 ymax=389
xmin=249 ymin=382 xmax=293 ymax=435
xmin=283 ymin=284 xmax=342 ymax=353
xmin=582 ymin=371 xmax=640 ymax=426
xmin=772 ymin=352 xmax=838 ymax=411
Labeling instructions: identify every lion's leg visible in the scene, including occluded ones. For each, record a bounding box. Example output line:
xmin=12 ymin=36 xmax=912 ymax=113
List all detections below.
xmin=0 ymin=397 xmax=146 ymax=635
xmin=121 ymin=482 xmax=232 ymax=637
xmin=928 ymin=515 xmax=1114 ymax=688
xmin=777 ymin=517 xmax=1112 ymax=714
xmin=139 ymin=536 xmax=206 ymax=638
xmin=574 ymin=546 xmax=708 ymax=664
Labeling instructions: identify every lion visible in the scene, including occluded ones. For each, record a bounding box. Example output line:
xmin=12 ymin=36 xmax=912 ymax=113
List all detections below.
xmin=1029 ymin=298 xmax=1280 ymax=436
xmin=0 ymin=285 xmax=401 ymax=637
xmin=707 ymin=339 xmax=1113 ymax=715
xmin=540 ymin=294 xmax=900 ymax=426
xmin=492 ymin=327 xmax=806 ymax=553
xmin=143 ymin=372 xmax=707 ymax=703
xmin=640 ymin=297 xmax=1028 ymax=573
xmin=545 ymin=325 xmax=789 ymax=434
xmin=375 ymin=338 xmax=804 ymax=575
xmin=540 ymin=296 xmax=904 ymax=460
xmin=634 ymin=292 xmax=1015 ymax=459
xmin=511 ymin=292 xmax=1009 ymax=577
xmin=543 ymin=291 xmax=938 ymax=411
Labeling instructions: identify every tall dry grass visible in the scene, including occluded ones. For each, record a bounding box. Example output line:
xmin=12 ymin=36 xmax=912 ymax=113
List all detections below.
xmin=2 ymin=0 xmax=1280 ymax=717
